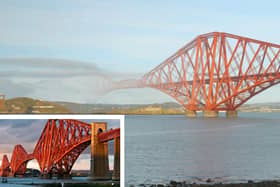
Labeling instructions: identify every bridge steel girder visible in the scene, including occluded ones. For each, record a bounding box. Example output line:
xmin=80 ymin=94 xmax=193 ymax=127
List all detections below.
xmin=141 ymin=32 xmax=280 ymax=111
xmin=98 ymin=128 xmax=120 ymax=143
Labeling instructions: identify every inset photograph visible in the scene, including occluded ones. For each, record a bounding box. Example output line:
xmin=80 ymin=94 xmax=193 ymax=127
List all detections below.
xmin=0 ymin=115 xmax=123 ymax=187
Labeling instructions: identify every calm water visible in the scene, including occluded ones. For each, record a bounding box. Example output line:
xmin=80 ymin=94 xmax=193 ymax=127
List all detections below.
xmin=125 ymin=113 xmax=280 ymax=185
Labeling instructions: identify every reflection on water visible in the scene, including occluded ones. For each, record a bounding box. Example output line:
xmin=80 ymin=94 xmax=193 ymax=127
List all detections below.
xmin=125 ymin=113 xmax=280 ymax=185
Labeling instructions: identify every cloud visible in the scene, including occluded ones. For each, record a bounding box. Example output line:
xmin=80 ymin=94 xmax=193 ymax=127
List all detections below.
xmin=97 ymin=88 xmax=174 ymax=104
xmin=0 ymin=57 xmax=143 ymax=103
xmin=7 ymin=120 xmax=45 ymax=143
xmin=3 ymin=1 xmax=280 ymax=104
xmin=0 ymin=57 xmax=114 ymax=78
xmin=0 ymin=120 xmax=45 ymax=152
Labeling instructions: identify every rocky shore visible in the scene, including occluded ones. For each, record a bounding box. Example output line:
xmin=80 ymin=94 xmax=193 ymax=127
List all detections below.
xmin=130 ymin=180 xmax=280 ymax=187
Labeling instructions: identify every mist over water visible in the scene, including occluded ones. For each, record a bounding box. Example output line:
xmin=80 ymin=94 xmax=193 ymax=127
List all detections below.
xmin=0 ymin=57 xmax=141 ymax=102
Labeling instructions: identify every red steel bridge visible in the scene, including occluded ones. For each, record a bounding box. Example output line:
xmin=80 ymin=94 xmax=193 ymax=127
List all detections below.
xmin=0 ymin=119 xmax=120 ymax=180
xmin=114 ymin=32 xmax=280 ymax=117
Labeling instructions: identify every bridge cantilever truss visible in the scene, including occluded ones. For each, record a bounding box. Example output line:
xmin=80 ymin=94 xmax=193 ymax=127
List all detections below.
xmin=33 ymin=119 xmax=92 ymax=177
xmin=114 ymin=32 xmax=280 ymax=117
xmin=142 ymin=32 xmax=280 ymax=114
xmin=0 ymin=119 xmax=120 ymax=179
xmin=0 ymin=155 xmax=9 ymax=177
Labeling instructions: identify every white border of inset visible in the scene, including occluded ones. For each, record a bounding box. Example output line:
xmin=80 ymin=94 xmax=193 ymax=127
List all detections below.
xmin=0 ymin=114 xmax=125 ymax=187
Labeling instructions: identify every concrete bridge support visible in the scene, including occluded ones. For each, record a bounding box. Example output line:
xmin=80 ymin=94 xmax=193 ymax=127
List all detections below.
xmin=203 ymin=110 xmax=219 ymax=118
xmin=39 ymin=173 xmax=52 ymax=179
xmin=185 ymin=110 xmax=197 ymax=117
xmin=89 ymin=123 xmax=110 ymax=180
xmin=226 ymin=110 xmax=238 ymax=118
xmin=57 ymin=173 xmax=72 ymax=179
xmin=112 ymin=136 xmax=120 ymax=180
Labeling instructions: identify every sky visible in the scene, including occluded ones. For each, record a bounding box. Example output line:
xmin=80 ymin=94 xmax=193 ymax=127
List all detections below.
xmin=1 ymin=0 xmax=280 ymax=104
xmin=0 ymin=119 xmax=120 ymax=170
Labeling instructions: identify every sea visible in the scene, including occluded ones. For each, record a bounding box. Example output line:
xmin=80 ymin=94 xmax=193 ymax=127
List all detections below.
xmin=125 ymin=113 xmax=280 ymax=186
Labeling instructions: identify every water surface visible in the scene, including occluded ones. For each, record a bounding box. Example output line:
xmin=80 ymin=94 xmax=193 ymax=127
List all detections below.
xmin=125 ymin=113 xmax=280 ymax=185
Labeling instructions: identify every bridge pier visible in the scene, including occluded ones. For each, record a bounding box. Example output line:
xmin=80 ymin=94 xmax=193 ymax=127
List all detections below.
xmin=112 ymin=136 xmax=120 ymax=180
xmin=203 ymin=110 xmax=218 ymax=118
xmin=57 ymin=173 xmax=72 ymax=179
xmin=185 ymin=110 xmax=197 ymax=117
xmin=88 ymin=123 xmax=110 ymax=180
xmin=226 ymin=110 xmax=238 ymax=118
xmin=39 ymin=173 xmax=52 ymax=179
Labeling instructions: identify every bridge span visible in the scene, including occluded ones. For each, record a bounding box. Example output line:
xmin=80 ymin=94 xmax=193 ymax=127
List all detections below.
xmin=114 ymin=32 xmax=280 ymax=117
xmin=0 ymin=119 xmax=120 ymax=180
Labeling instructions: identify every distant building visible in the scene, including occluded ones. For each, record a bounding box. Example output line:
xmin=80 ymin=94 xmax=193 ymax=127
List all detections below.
xmin=32 ymin=105 xmax=54 ymax=109
xmin=143 ymin=106 xmax=162 ymax=112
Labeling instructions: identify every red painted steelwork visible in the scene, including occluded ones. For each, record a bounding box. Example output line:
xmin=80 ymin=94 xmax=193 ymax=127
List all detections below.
xmin=0 ymin=155 xmax=9 ymax=177
xmin=10 ymin=145 xmax=33 ymax=176
xmin=33 ymin=119 xmax=91 ymax=175
xmin=1 ymin=119 xmax=120 ymax=177
xmin=140 ymin=32 xmax=280 ymax=111
xmin=98 ymin=128 xmax=120 ymax=143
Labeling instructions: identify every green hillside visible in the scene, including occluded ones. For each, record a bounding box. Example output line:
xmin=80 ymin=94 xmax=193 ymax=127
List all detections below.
xmin=2 ymin=97 xmax=70 ymax=114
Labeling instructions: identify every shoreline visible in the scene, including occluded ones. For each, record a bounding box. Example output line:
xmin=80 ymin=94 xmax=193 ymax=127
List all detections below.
xmin=2 ymin=179 xmax=119 ymax=187
xmin=130 ymin=180 xmax=280 ymax=187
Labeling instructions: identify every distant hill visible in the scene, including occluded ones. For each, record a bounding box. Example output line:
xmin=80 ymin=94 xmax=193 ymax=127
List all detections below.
xmin=56 ymin=101 xmax=185 ymax=114
xmin=2 ymin=97 xmax=70 ymax=114
xmin=2 ymin=97 xmax=280 ymax=114
xmin=56 ymin=101 xmax=280 ymax=114
xmin=239 ymin=102 xmax=280 ymax=112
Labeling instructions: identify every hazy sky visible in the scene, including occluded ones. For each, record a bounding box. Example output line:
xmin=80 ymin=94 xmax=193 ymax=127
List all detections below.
xmin=0 ymin=119 xmax=120 ymax=170
xmin=1 ymin=0 xmax=280 ymax=104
